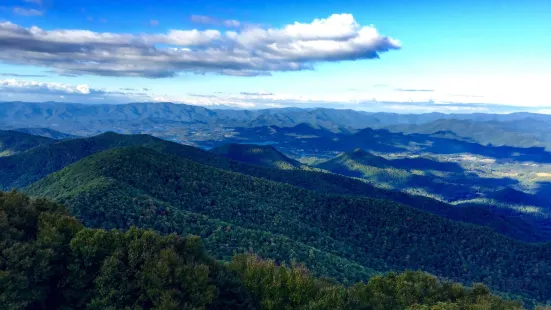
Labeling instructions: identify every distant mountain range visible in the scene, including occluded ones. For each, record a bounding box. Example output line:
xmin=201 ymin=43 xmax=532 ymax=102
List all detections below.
xmin=387 ymin=118 xmax=551 ymax=150
xmin=2 ymin=102 xmax=551 ymax=141
xmin=211 ymin=124 xmax=551 ymax=164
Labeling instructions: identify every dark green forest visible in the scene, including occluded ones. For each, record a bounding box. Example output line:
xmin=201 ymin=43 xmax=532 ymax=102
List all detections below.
xmin=23 ymin=147 xmax=551 ymax=304
xmin=0 ymin=190 xmax=528 ymax=309
xmin=0 ymin=130 xmax=54 ymax=157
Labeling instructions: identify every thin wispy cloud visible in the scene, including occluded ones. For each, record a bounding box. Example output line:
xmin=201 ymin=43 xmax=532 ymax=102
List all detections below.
xmin=150 ymin=20 xmax=159 ymax=26
xmin=0 ymin=73 xmax=48 ymax=77
xmin=23 ymin=0 xmax=43 ymax=5
xmin=190 ymin=15 xmax=240 ymax=28
xmin=395 ymin=88 xmax=434 ymax=92
xmin=241 ymin=91 xmax=274 ymax=96
xmin=12 ymin=7 xmax=43 ymax=16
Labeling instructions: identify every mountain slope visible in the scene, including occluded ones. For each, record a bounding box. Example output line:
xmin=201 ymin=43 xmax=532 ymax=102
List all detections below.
xmin=317 ymin=149 xmax=497 ymax=201
xmin=1 ymin=190 xmax=523 ymax=310
xmin=0 ymin=130 xmax=54 ymax=156
xmin=2 ymin=132 xmax=549 ymax=242
xmin=0 ymin=131 xmax=219 ymax=189
xmin=24 ymin=146 xmax=551 ymax=303
xmin=211 ymin=143 xmax=301 ymax=169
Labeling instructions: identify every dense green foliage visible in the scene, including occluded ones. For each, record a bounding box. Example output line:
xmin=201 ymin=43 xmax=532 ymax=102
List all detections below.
xmin=0 ymin=190 xmax=526 ymax=309
xmin=211 ymin=143 xmax=301 ymax=169
xmin=24 ymin=147 xmax=551 ymax=303
xmin=0 ymin=190 xmax=255 ymax=309
xmin=0 ymin=130 xmax=53 ymax=157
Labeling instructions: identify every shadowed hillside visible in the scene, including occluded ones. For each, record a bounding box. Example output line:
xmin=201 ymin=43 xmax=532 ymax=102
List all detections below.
xmin=211 ymin=143 xmax=301 ymax=169
xmin=2 ymin=131 xmax=549 ymax=242
xmin=0 ymin=130 xmax=54 ymax=157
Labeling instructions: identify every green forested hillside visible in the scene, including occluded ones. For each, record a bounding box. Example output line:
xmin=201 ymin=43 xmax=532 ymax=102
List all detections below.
xmin=0 ymin=132 xmax=214 ymax=189
xmin=2 ymin=131 xmax=547 ymax=242
xmin=315 ymin=149 xmax=480 ymax=200
xmin=0 ymin=190 xmax=524 ymax=310
xmin=24 ymin=147 xmax=551 ymax=303
xmin=211 ymin=143 xmax=301 ymax=169
xmin=0 ymin=130 xmax=53 ymax=157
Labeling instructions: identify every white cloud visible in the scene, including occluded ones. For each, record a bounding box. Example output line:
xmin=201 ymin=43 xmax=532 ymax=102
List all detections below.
xmin=0 ymin=78 xmax=149 ymax=103
xmin=2 ymin=78 xmax=548 ymax=113
xmin=0 ymin=79 xmax=91 ymax=94
xmin=0 ymin=14 xmax=400 ymax=78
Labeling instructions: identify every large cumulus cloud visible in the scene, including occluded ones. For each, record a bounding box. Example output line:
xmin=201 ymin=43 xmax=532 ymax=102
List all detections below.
xmin=0 ymin=14 xmax=401 ymax=78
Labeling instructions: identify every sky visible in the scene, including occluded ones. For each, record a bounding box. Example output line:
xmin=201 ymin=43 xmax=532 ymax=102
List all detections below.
xmin=0 ymin=0 xmax=550 ymax=113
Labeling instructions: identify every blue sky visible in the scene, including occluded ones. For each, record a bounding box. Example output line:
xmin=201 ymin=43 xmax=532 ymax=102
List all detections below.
xmin=0 ymin=0 xmax=550 ymax=113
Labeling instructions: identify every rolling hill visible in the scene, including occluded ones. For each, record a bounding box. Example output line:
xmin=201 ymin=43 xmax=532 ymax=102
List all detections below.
xmin=0 ymin=129 xmax=54 ymax=157
xmin=24 ymin=146 xmax=551 ymax=303
xmin=315 ymin=148 xmax=500 ymax=201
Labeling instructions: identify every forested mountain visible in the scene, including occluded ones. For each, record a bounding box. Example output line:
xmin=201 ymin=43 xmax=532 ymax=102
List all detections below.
xmin=0 ymin=132 xmax=236 ymax=189
xmin=211 ymin=143 xmax=301 ymax=169
xmin=12 ymin=127 xmax=78 ymax=140
xmin=24 ymin=146 xmax=551 ymax=303
xmin=1 ymin=190 xmax=526 ymax=309
xmin=0 ymin=130 xmax=54 ymax=157
xmin=2 ymin=131 xmax=548 ymax=242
